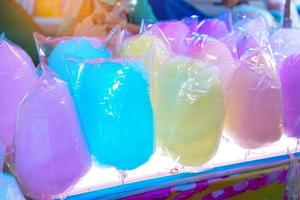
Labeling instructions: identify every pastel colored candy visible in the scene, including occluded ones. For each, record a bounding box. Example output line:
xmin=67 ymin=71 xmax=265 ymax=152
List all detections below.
xmin=0 ymin=39 xmax=37 ymax=160
xmin=120 ymin=34 xmax=171 ymax=107
xmin=0 ymin=173 xmax=25 ymax=200
xmin=48 ymin=37 xmax=112 ymax=81
xmin=194 ymin=19 xmax=229 ymax=39
xmin=280 ymin=54 xmax=300 ymax=138
xmin=155 ymin=56 xmax=224 ymax=166
xmin=75 ymin=60 xmax=154 ymax=170
xmin=14 ymin=68 xmax=91 ymax=198
xmin=225 ymin=51 xmax=282 ymax=148
xmin=120 ymin=34 xmax=171 ymax=76
xmin=185 ymin=35 xmax=236 ymax=93
xmin=156 ymin=21 xmax=190 ymax=54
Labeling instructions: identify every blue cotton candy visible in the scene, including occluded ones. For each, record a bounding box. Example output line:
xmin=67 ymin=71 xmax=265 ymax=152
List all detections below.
xmin=76 ymin=60 xmax=154 ymax=170
xmin=0 ymin=173 xmax=25 ymax=200
xmin=48 ymin=38 xmax=112 ymax=81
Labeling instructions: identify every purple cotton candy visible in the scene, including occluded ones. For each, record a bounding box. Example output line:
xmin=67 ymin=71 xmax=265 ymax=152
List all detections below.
xmin=14 ymin=65 xmax=91 ymax=199
xmin=280 ymin=54 xmax=300 ymax=138
xmin=0 ymin=39 xmax=37 ymax=161
xmin=194 ymin=19 xmax=229 ymax=39
xmin=157 ymin=21 xmax=190 ymax=54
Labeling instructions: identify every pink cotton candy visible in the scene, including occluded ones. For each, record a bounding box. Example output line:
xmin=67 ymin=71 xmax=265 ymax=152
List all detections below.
xmin=14 ymin=66 xmax=91 ymax=199
xmin=185 ymin=35 xmax=236 ymax=93
xmin=157 ymin=21 xmax=190 ymax=54
xmin=0 ymin=39 xmax=37 ymax=161
xmin=225 ymin=51 xmax=282 ymax=149
xmin=194 ymin=19 xmax=229 ymax=39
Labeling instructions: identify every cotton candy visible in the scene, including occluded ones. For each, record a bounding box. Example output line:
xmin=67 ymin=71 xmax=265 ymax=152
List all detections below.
xmin=14 ymin=66 xmax=91 ymax=198
xmin=280 ymin=54 xmax=300 ymax=138
xmin=155 ymin=56 xmax=224 ymax=166
xmin=74 ymin=60 xmax=154 ymax=170
xmin=0 ymin=38 xmax=37 ymax=160
xmin=225 ymin=51 xmax=282 ymax=148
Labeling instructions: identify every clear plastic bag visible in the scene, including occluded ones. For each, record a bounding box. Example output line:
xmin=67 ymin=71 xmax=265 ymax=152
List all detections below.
xmin=62 ymin=58 xmax=154 ymax=171
xmin=182 ymin=34 xmax=236 ymax=95
xmin=120 ymin=28 xmax=172 ymax=107
xmin=224 ymin=16 xmax=272 ymax=60
xmin=191 ymin=11 xmax=233 ymax=40
xmin=13 ymin=62 xmax=91 ymax=199
xmin=285 ymin=151 xmax=300 ymax=199
xmin=155 ymin=56 xmax=224 ymax=167
xmin=34 ymin=32 xmax=112 ymax=82
xmin=0 ymin=34 xmax=37 ymax=162
xmin=34 ymin=32 xmax=111 ymax=61
xmin=271 ymin=28 xmax=300 ymax=71
xmin=224 ymin=18 xmax=283 ymax=148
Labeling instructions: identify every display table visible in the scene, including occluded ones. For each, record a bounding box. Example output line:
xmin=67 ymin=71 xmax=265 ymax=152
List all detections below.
xmin=64 ymin=135 xmax=299 ymax=199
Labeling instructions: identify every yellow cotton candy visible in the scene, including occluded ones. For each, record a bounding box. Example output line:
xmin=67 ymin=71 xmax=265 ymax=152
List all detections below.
xmin=121 ymin=34 xmax=171 ymax=74
xmin=155 ymin=57 xmax=224 ymax=166
xmin=121 ymin=34 xmax=171 ymax=107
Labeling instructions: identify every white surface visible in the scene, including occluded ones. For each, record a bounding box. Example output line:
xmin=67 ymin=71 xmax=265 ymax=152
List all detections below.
xmin=65 ymin=133 xmax=299 ymax=197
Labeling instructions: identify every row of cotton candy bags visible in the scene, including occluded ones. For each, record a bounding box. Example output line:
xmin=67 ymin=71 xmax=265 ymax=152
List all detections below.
xmin=0 ymin=34 xmax=91 ymax=199
xmin=117 ymin=11 xmax=300 ymax=170
xmin=118 ymin=13 xmax=237 ymax=168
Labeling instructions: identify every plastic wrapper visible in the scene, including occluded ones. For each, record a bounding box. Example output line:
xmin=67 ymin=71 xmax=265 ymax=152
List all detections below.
xmin=0 ymin=34 xmax=37 ymax=162
xmin=155 ymin=21 xmax=190 ymax=55
xmin=120 ymin=29 xmax=172 ymax=107
xmin=183 ymin=34 xmax=236 ymax=94
xmin=14 ymin=63 xmax=91 ymax=199
xmin=223 ymin=17 xmax=271 ymax=60
xmin=0 ymin=144 xmax=25 ymax=200
xmin=63 ymin=58 xmax=154 ymax=170
xmin=34 ymin=32 xmax=111 ymax=61
xmin=285 ymin=151 xmax=300 ymax=199
xmin=155 ymin=56 xmax=224 ymax=166
xmin=224 ymin=26 xmax=283 ymax=149
xmin=34 ymin=33 xmax=112 ymax=82
xmin=270 ymin=28 xmax=300 ymax=70
xmin=147 ymin=12 xmax=232 ymax=55
xmin=280 ymin=54 xmax=300 ymax=139
xmin=191 ymin=11 xmax=233 ymax=40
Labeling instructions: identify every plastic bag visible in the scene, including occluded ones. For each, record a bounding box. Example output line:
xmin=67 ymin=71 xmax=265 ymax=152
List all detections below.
xmin=63 ymin=58 xmax=154 ymax=170
xmin=285 ymin=151 xmax=300 ymax=200
xmin=0 ymin=34 xmax=37 ymax=162
xmin=183 ymin=34 xmax=236 ymax=94
xmin=280 ymin=54 xmax=300 ymax=139
xmin=34 ymin=32 xmax=111 ymax=61
xmin=120 ymin=28 xmax=172 ymax=107
xmin=34 ymin=33 xmax=112 ymax=81
xmin=155 ymin=56 xmax=224 ymax=166
xmin=223 ymin=16 xmax=272 ymax=63
xmin=224 ymin=22 xmax=283 ymax=148
xmin=271 ymin=28 xmax=300 ymax=70
xmin=14 ymin=62 xmax=91 ymax=199
xmin=0 ymin=144 xmax=25 ymax=200
xmin=191 ymin=11 xmax=233 ymax=40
